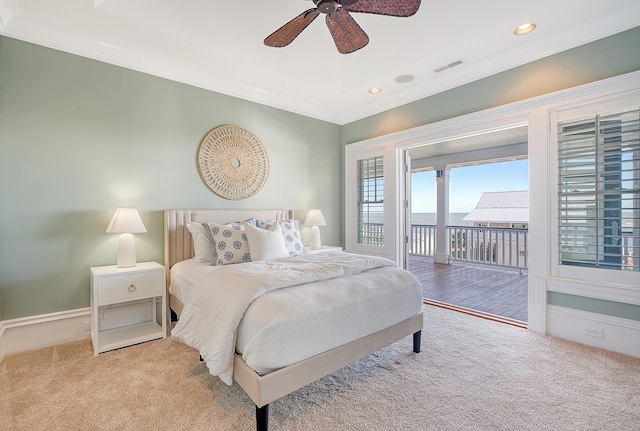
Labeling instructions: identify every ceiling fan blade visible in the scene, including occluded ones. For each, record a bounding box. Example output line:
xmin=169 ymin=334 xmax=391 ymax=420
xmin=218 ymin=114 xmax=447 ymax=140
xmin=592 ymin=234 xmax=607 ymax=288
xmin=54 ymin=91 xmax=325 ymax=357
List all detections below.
xmin=325 ymin=9 xmax=369 ymax=54
xmin=264 ymin=9 xmax=320 ymax=48
xmin=344 ymin=0 xmax=421 ymax=17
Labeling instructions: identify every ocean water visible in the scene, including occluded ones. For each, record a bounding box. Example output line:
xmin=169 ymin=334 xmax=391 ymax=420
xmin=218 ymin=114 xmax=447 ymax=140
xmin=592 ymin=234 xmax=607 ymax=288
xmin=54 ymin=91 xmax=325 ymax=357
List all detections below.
xmin=411 ymin=213 xmax=470 ymax=226
xmin=363 ymin=212 xmax=471 ymax=226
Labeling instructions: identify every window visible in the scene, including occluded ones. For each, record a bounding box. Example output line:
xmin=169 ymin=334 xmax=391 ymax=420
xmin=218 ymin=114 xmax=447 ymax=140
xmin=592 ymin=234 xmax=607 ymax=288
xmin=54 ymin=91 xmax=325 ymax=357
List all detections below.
xmin=357 ymin=156 xmax=384 ymax=246
xmin=557 ymin=107 xmax=639 ymax=272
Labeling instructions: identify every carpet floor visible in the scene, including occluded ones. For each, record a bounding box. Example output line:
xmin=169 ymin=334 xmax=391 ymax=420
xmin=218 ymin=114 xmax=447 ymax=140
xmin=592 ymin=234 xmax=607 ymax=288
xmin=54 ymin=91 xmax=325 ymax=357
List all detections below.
xmin=1 ymin=305 xmax=638 ymax=431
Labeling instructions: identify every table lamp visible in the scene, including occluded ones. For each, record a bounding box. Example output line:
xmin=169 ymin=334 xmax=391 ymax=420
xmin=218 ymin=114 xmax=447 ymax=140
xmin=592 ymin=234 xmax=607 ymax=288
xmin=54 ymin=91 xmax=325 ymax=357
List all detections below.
xmin=106 ymin=208 xmax=147 ymax=267
xmin=304 ymin=209 xmax=327 ymax=250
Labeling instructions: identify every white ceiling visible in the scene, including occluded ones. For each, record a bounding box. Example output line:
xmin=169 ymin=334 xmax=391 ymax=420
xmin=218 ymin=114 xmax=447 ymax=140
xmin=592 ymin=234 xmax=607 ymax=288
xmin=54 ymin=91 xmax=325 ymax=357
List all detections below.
xmin=1 ymin=0 xmax=638 ymax=125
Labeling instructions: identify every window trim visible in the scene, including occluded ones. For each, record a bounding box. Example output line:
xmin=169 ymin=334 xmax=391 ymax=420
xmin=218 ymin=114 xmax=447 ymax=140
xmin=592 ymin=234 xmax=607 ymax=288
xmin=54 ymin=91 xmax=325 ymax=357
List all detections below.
xmin=344 ymin=144 xmax=397 ymax=259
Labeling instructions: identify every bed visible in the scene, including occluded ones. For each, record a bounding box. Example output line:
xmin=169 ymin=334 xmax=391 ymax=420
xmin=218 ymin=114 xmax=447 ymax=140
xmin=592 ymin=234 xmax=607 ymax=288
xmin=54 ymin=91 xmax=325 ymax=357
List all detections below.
xmin=164 ymin=209 xmax=423 ymax=431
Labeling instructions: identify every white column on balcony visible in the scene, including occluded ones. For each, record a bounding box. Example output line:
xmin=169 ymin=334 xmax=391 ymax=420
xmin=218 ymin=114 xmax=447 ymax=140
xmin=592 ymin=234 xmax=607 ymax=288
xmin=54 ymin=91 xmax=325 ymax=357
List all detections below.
xmin=434 ymin=167 xmax=451 ymax=264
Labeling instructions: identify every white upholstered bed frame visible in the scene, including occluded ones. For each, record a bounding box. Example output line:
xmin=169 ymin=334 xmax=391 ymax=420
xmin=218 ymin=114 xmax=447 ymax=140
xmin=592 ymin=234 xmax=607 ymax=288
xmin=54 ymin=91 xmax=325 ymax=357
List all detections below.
xmin=164 ymin=209 xmax=423 ymax=431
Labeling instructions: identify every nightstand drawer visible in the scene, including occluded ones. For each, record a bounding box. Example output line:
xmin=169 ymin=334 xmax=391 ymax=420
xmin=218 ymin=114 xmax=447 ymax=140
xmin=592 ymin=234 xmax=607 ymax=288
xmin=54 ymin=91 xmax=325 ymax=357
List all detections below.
xmin=97 ymin=270 xmax=163 ymax=304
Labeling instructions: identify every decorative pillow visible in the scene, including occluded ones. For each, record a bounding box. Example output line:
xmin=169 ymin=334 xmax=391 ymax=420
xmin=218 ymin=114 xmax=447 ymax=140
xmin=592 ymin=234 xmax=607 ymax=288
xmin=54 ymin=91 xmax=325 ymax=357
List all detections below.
xmin=205 ymin=222 xmax=251 ymax=265
xmin=243 ymin=217 xmax=257 ymax=227
xmin=245 ymin=222 xmax=289 ymax=261
xmin=202 ymin=222 xmax=217 ymax=265
xmin=256 ymin=219 xmax=306 ymax=256
xmin=256 ymin=220 xmax=271 ymax=230
xmin=202 ymin=218 xmax=257 ymax=265
xmin=187 ymin=223 xmax=213 ymax=264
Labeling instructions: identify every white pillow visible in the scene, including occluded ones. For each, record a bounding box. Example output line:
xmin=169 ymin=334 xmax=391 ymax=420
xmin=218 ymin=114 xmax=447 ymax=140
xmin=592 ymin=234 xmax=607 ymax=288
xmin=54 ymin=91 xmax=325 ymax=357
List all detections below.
xmin=206 ymin=222 xmax=251 ymax=265
xmin=186 ymin=223 xmax=213 ymax=264
xmin=245 ymin=222 xmax=289 ymax=261
xmin=256 ymin=219 xmax=306 ymax=256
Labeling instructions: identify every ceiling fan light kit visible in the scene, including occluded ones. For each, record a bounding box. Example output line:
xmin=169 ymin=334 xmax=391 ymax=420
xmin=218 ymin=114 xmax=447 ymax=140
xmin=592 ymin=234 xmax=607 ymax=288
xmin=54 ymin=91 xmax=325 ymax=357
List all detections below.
xmin=264 ymin=0 xmax=421 ymax=54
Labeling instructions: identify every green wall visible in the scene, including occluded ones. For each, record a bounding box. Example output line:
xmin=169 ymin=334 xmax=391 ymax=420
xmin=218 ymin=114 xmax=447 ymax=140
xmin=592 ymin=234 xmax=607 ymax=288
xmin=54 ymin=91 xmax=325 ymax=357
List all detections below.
xmin=1 ymin=28 xmax=639 ymax=322
xmin=0 ymin=36 xmax=342 ymax=320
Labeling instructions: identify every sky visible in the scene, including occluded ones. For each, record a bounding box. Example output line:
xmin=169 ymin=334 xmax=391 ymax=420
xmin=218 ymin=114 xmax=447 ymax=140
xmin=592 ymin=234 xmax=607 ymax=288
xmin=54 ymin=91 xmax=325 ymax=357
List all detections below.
xmin=411 ymin=159 xmax=529 ymax=213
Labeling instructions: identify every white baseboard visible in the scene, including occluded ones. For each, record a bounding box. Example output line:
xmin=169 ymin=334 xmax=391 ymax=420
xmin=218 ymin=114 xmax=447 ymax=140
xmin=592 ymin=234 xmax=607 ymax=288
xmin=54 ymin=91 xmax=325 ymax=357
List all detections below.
xmin=1 ymin=307 xmax=91 ymax=357
xmin=0 ymin=322 xmax=6 ymax=362
xmin=527 ymin=275 xmax=547 ymax=334
xmin=547 ymin=305 xmax=640 ymax=358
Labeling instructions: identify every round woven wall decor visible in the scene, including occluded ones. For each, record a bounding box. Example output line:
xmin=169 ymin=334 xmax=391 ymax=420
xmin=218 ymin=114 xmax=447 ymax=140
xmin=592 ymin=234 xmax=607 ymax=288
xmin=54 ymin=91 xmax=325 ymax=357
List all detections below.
xmin=197 ymin=125 xmax=270 ymax=200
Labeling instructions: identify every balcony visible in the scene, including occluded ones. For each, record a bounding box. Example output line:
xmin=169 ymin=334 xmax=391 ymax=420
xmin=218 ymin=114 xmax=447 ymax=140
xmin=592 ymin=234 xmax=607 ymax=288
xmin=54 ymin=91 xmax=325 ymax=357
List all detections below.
xmin=409 ymin=255 xmax=528 ymax=325
xmin=408 ymin=224 xmax=529 ymax=325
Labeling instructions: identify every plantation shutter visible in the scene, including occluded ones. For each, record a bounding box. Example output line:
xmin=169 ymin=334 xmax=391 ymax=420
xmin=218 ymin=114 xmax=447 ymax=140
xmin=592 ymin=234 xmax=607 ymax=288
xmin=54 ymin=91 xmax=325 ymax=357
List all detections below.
xmin=557 ymin=107 xmax=640 ymax=272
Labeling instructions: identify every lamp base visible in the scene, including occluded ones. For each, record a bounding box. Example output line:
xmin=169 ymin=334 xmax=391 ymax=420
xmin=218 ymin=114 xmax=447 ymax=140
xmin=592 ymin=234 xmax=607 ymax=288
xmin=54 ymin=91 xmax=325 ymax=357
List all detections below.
xmin=309 ymin=225 xmax=322 ymax=250
xmin=117 ymin=233 xmax=137 ymax=268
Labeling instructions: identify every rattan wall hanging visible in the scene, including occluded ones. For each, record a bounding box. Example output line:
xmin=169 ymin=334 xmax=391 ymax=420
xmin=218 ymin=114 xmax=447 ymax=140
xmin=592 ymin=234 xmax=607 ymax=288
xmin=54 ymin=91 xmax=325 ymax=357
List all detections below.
xmin=197 ymin=125 xmax=270 ymax=200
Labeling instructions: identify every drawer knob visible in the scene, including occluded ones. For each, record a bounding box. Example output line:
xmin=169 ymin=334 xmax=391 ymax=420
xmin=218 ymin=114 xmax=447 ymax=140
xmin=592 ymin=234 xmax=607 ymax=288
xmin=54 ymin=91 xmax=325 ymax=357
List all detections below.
xmin=128 ymin=284 xmax=136 ymax=293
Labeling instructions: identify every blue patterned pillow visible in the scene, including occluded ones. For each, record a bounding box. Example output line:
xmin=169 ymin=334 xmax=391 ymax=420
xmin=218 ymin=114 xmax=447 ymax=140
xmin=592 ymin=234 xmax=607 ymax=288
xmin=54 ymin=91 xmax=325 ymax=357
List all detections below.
xmin=256 ymin=220 xmax=274 ymax=230
xmin=256 ymin=219 xmax=306 ymax=256
xmin=204 ymin=222 xmax=251 ymax=265
xmin=242 ymin=217 xmax=257 ymax=227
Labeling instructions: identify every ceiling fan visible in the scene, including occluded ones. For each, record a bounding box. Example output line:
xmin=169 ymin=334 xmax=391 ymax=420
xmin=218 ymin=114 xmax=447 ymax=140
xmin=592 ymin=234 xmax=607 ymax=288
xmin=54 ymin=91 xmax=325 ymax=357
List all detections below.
xmin=264 ymin=0 xmax=421 ymax=54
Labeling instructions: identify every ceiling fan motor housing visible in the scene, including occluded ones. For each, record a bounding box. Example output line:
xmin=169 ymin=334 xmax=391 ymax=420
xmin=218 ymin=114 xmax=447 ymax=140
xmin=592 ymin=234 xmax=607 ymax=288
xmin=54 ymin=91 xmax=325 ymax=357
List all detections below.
xmin=315 ymin=0 xmax=338 ymax=14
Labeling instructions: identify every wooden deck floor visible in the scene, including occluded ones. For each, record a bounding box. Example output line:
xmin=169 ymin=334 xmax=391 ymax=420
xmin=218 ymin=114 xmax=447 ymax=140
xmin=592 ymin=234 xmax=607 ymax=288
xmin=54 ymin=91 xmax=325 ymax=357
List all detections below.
xmin=408 ymin=255 xmax=528 ymax=323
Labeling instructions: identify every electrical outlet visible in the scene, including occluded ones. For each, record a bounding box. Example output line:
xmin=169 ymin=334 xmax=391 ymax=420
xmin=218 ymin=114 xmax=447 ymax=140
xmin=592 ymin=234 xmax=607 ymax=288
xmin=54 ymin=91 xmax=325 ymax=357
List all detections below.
xmin=83 ymin=320 xmax=91 ymax=331
xmin=584 ymin=327 xmax=603 ymax=338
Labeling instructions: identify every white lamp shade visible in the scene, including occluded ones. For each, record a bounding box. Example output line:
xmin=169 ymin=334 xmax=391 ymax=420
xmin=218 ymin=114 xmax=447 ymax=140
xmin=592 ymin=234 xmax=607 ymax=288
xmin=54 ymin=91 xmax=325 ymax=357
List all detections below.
xmin=304 ymin=209 xmax=327 ymax=227
xmin=106 ymin=208 xmax=147 ymax=234
xmin=106 ymin=208 xmax=146 ymax=268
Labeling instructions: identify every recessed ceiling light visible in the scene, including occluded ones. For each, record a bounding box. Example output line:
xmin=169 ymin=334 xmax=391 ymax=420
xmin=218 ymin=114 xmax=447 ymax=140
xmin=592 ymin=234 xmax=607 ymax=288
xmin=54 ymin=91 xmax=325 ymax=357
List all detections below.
xmin=369 ymin=87 xmax=382 ymax=94
xmin=514 ymin=23 xmax=536 ymax=35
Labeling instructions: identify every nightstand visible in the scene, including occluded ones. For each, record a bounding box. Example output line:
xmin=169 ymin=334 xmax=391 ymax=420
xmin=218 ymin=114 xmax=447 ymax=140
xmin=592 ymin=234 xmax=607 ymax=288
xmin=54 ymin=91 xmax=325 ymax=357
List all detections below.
xmin=90 ymin=262 xmax=166 ymax=355
xmin=306 ymin=245 xmax=342 ymax=254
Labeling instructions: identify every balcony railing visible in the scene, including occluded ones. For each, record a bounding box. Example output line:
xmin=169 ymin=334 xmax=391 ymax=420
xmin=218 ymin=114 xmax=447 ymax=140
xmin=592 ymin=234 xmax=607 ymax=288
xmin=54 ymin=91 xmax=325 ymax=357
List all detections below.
xmin=410 ymin=224 xmax=529 ymax=271
xmin=358 ymin=222 xmax=384 ymax=246
xmin=411 ymin=224 xmax=436 ymax=256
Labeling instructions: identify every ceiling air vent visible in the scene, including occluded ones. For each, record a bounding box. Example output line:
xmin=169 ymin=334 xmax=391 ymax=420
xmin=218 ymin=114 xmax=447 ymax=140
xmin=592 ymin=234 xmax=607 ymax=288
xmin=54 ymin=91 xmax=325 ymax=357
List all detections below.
xmin=434 ymin=60 xmax=464 ymax=73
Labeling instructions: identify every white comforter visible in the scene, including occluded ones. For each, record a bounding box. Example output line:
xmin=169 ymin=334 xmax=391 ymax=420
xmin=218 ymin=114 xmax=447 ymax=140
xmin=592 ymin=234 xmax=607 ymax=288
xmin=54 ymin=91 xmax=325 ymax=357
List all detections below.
xmin=172 ymin=252 xmax=418 ymax=384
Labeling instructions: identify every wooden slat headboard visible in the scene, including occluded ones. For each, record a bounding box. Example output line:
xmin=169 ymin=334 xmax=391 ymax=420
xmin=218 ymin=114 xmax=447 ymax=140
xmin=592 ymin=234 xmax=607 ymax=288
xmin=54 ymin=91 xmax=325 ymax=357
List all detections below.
xmin=163 ymin=209 xmax=295 ymax=270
